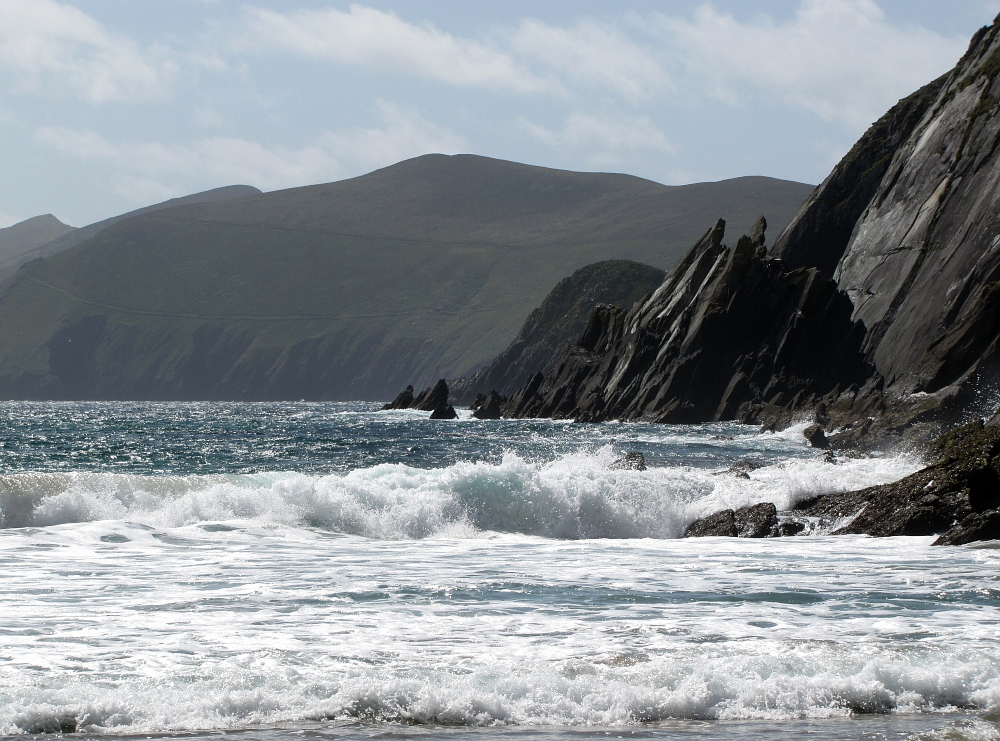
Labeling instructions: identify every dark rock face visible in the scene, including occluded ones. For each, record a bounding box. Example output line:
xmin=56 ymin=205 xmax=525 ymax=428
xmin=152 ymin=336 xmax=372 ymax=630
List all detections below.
xmin=685 ymin=502 xmax=779 ymax=538
xmin=411 ymin=379 xmax=450 ymax=412
xmin=502 ymin=218 xmax=872 ymax=424
xmin=803 ymin=424 xmax=829 ymax=449
xmin=833 ymin=26 xmax=1000 ymax=403
xmin=470 ymin=390 xmax=504 ymax=420
xmin=609 ymin=451 xmax=647 ymax=471
xmin=770 ymin=74 xmax=949 ymax=277
xmin=451 ymin=260 xmax=665 ymax=403
xmin=381 ymin=385 xmax=414 ymax=410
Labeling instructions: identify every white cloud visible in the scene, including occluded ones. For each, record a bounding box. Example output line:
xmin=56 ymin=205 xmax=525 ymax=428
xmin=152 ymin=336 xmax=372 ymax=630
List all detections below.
xmin=239 ymin=4 xmax=553 ymax=94
xmin=652 ymin=0 xmax=967 ymax=130
xmin=522 ymin=111 xmax=675 ymax=168
xmin=510 ymin=19 xmax=670 ymax=104
xmin=0 ymin=0 xmax=177 ymax=102
xmin=36 ymin=102 xmax=467 ymax=205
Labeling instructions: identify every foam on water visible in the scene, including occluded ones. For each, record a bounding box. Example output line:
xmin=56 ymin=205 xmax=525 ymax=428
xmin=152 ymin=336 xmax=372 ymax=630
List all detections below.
xmin=0 ymin=447 xmax=919 ymax=538
xmin=0 ymin=403 xmax=990 ymax=738
xmin=1 ymin=529 xmax=998 ymax=734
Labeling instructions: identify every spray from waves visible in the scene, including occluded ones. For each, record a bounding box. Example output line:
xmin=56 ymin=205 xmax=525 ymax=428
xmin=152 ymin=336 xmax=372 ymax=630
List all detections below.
xmin=0 ymin=447 xmax=921 ymax=538
xmin=2 ymin=645 xmax=998 ymax=733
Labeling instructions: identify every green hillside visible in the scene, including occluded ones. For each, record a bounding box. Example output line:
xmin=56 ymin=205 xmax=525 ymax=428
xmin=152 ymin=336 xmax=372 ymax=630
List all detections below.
xmin=0 ymin=154 xmax=813 ymax=400
xmin=0 ymin=215 xmax=75 ymax=273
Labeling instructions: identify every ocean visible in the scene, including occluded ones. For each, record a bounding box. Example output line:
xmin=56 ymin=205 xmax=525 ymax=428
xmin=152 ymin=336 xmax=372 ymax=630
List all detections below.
xmin=0 ymin=402 xmax=997 ymax=741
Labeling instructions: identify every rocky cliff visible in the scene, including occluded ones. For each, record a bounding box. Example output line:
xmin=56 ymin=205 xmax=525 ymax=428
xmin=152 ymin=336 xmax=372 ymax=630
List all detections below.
xmin=500 ymin=218 xmax=871 ymax=423
xmin=499 ymin=14 xmax=1000 ymax=441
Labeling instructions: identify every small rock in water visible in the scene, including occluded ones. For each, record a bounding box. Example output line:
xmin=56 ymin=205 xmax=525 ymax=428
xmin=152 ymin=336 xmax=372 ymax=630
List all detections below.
xmin=381 ymin=384 xmax=414 ymax=410
xmin=778 ymin=520 xmax=806 ymax=537
xmin=685 ymin=502 xmax=779 ymax=538
xmin=803 ymin=424 xmax=830 ymax=449
xmin=430 ymin=403 xmax=458 ymax=420
xmin=471 ymin=390 xmax=504 ymax=420
xmin=609 ymin=451 xmax=647 ymax=470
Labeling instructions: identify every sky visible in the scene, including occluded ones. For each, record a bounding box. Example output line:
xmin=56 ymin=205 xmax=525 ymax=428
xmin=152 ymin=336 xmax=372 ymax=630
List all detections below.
xmin=1 ymin=0 xmax=998 ymax=228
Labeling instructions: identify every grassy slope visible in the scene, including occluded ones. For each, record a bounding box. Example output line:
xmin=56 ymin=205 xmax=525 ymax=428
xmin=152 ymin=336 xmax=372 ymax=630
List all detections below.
xmin=0 ymin=155 xmax=813 ymax=400
xmin=0 ymin=215 xmax=76 ymax=272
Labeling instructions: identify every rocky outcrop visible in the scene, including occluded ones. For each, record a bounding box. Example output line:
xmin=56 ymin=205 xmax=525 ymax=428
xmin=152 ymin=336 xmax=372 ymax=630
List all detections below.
xmin=685 ymin=503 xmax=786 ymax=538
xmin=609 ymin=451 xmax=647 ymax=471
xmin=382 ymin=378 xmax=457 ymax=419
xmin=381 ymin=385 xmax=414 ymax=410
xmin=685 ymin=419 xmax=1000 ymax=544
xmin=450 ymin=260 xmax=665 ymax=403
xmin=470 ymin=390 xmax=504 ymax=419
xmin=501 ymin=218 xmax=872 ymax=423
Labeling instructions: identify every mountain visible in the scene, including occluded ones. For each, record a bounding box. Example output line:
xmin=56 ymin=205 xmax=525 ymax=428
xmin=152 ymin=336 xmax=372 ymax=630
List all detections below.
xmin=496 ymin=14 xmax=1000 ymax=446
xmin=0 ymin=215 xmax=76 ymax=274
xmin=1 ymin=185 xmax=261 ymax=279
xmin=0 ymin=155 xmax=812 ymax=400
xmin=450 ymin=259 xmax=666 ymax=403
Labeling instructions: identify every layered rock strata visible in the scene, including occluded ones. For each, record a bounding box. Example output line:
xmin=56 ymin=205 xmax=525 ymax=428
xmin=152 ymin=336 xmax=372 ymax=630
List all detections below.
xmin=499 ymin=218 xmax=871 ymax=424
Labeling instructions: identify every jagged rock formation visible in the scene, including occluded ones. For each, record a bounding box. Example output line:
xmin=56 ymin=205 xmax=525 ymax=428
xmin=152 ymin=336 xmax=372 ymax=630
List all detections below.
xmin=470 ymin=391 xmax=503 ymax=420
xmin=501 ymin=218 xmax=871 ymax=423
xmin=451 ymin=260 xmax=665 ymax=403
xmin=382 ymin=379 xmax=457 ymax=419
xmin=411 ymin=379 xmax=451 ymax=412
xmin=498 ymin=14 xmax=1000 ymax=444
xmin=381 ymin=385 xmax=414 ymax=410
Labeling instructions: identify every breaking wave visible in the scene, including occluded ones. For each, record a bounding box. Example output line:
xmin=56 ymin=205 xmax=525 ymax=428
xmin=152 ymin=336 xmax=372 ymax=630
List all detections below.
xmin=0 ymin=447 xmax=920 ymax=538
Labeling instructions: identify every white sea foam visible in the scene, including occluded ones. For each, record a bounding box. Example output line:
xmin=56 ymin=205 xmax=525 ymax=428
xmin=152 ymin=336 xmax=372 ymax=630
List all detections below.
xmin=0 ymin=448 xmax=920 ymax=538
xmin=0 ymin=530 xmax=997 ymax=734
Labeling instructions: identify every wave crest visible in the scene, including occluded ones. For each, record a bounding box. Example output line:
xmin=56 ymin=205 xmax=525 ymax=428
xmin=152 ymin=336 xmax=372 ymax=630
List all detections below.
xmin=0 ymin=449 xmax=919 ymax=538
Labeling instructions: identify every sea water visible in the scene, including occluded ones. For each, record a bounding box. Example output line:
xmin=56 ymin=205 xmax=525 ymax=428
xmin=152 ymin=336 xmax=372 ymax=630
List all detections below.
xmin=0 ymin=401 xmax=997 ymax=741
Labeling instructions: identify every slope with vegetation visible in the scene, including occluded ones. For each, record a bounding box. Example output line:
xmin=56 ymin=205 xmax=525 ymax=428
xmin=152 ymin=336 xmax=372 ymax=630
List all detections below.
xmin=0 ymin=154 xmax=811 ymax=400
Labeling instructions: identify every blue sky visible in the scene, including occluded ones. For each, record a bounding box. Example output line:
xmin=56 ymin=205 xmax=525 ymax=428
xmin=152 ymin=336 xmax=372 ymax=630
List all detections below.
xmin=1 ymin=0 xmax=997 ymax=227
